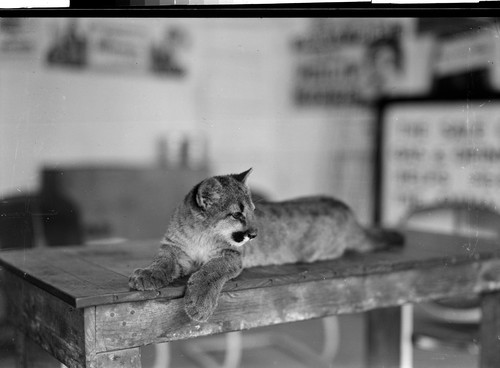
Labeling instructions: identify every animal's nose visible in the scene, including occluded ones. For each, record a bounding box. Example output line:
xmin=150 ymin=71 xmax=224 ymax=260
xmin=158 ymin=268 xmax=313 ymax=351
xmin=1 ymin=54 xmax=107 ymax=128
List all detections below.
xmin=248 ymin=228 xmax=258 ymax=239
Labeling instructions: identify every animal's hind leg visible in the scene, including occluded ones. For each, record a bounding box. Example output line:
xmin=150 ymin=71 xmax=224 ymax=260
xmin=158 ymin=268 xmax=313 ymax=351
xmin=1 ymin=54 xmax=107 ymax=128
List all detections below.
xmin=344 ymin=221 xmax=378 ymax=254
xmin=346 ymin=225 xmax=404 ymax=254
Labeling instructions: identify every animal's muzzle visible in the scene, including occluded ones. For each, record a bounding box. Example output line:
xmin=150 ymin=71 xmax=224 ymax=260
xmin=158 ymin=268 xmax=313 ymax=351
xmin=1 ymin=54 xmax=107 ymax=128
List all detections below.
xmin=232 ymin=228 xmax=258 ymax=243
xmin=247 ymin=228 xmax=258 ymax=239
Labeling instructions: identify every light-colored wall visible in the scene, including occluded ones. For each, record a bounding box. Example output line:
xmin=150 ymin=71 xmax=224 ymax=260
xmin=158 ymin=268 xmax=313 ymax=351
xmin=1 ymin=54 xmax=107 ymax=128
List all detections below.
xmin=0 ymin=18 xmax=375 ymax=222
xmin=1 ymin=18 xmax=204 ymax=196
xmin=0 ymin=67 xmax=199 ymax=192
xmin=195 ymin=19 xmax=375 ymax=223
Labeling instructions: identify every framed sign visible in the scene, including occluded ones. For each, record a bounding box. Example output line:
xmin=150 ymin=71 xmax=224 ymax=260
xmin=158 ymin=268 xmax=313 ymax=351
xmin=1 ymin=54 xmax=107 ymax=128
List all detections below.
xmin=376 ymin=97 xmax=500 ymax=226
xmin=291 ymin=18 xmax=426 ymax=107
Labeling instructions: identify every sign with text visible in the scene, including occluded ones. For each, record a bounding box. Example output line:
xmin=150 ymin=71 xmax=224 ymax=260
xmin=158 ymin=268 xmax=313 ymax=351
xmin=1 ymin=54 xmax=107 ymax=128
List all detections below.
xmin=45 ymin=18 xmax=192 ymax=77
xmin=382 ymin=101 xmax=500 ymax=225
xmin=291 ymin=18 xmax=419 ymax=106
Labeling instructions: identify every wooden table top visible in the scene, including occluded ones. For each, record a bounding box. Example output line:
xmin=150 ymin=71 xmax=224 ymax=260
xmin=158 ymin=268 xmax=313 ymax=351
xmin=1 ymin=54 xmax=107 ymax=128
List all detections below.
xmin=1 ymin=230 xmax=500 ymax=309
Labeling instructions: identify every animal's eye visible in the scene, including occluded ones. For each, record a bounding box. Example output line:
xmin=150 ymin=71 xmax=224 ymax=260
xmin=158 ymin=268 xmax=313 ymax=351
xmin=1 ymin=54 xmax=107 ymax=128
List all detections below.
xmin=231 ymin=212 xmax=243 ymax=220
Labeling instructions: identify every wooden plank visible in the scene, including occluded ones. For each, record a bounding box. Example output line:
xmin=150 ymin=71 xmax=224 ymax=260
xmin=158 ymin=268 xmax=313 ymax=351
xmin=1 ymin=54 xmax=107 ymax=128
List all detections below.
xmin=94 ymin=348 xmax=141 ymax=368
xmin=366 ymin=307 xmax=401 ymax=368
xmin=480 ymin=291 xmax=500 ymax=368
xmin=84 ymin=307 xmax=97 ymax=368
xmin=408 ymin=230 xmax=500 ymax=258
xmin=78 ymin=246 xmax=484 ymax=310
xmin=1 ymin=230 xmax=500 ymax=309
xmin=72 ymin=240 xmax=160 ymax=277
xmin=76 ymin=233 xmax=440 ymax=279
xmin=0 ymin=248 xmax=130 ymax=307
xmin=3 ymin=272 xmax=86 ymax=368
xmin=79 ymin=229 xmax=500 ymax=308
xmin=79 ymin=230 xmax=500 ymax=280
xmin=94 ymin=259 xmax=500 ymax=351
xmin=0 ymin=250 xmax=87 ymax=306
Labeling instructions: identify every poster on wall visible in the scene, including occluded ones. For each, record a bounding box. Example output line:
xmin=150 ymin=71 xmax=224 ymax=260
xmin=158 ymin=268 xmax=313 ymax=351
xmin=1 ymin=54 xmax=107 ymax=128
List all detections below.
xmin=0 ymin=18 xmax=41 ymax=63
xmin=46 ymin=18 xmax=87 ymax=67
xmin=149 ymin=25 xmax=190 ymax=77
xmin=45 ymin=18 xmax=191 ymax=77
xmin=381 ymin=101 xmax=500 ymax=226
xmin=86 ymin=20 xmax=149 ymax=72
xmin=291 ymin=18 xmax=422 ymax=107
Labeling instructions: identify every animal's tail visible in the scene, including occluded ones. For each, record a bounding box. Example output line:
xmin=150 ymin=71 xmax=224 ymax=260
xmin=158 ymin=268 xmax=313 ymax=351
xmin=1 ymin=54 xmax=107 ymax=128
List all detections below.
xmin=365 ymin=228 xmax=405 ymax=251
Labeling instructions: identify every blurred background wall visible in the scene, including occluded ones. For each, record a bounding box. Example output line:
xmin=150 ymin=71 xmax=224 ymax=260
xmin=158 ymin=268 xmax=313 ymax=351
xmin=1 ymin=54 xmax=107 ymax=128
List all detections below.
xmin=2 ymin=17 xmax=497 ymax=228
xmin=3 ymin=16 xmax=500 ymax=368
xmin=0 ymin=17 xmax=432 ymax=226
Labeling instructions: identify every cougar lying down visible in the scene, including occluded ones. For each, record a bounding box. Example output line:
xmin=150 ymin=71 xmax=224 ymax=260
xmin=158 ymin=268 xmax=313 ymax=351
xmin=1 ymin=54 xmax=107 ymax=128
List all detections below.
xmin=129 ymin=169 xmax=404 ymax=322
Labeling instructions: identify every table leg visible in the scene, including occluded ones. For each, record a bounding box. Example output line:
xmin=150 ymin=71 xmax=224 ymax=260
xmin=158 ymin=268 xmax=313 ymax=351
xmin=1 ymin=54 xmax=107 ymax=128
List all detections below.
xmin=480 ymin=292 xmax=500 ymax=368
xmin=365 ymin=306 xmax=402 ymax=368
xmin=93 ymin=348 xmax=142 ymax=368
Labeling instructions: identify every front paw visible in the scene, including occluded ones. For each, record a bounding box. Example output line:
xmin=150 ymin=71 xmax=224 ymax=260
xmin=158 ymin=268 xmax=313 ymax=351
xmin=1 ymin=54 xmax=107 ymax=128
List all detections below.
xmin=128 ymin=267 xmax=170 ymax=291
xmin=184 ymin=278 xmax=219 ymax=322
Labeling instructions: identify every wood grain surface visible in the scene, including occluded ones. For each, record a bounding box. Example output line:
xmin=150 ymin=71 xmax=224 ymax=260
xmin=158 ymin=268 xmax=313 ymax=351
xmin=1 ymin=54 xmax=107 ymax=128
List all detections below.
xmin=4 ymin=272 xmax=87 ymax=368
xmin=3 ymin=229 xmax=500 ymax=368
xmin=1 ymin=230 xmax=500 ymax=309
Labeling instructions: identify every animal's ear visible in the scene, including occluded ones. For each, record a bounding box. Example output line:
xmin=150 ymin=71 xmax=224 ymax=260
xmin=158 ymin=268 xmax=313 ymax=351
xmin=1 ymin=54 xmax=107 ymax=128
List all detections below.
xmin=196 ymin=178 xmax=222 ymax=210
xmin=233 ymin=168 xmax=253 ymax=184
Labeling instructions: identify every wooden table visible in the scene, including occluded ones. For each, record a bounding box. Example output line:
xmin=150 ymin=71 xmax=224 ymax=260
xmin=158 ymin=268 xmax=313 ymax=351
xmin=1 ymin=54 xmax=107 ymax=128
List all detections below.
xmin=2 ymin=230 xmax=500 ymax=368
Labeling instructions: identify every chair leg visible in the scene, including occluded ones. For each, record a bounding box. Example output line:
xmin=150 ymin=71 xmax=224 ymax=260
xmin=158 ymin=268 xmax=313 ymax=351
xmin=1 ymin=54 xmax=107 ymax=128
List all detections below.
xmin=320 ymin=316 xmax=340 ymax=364
xmin=181 ymin=317 xmax=340 ymax=368
xmin=181 ymin=331 xmax=243 ymax=368
xmin=153 ymin=343 xmax=171 ymax=368
xmin=366 ymin=306 xmax=402 ymax=368
xmin=222 ymin=332 xmax=242 ymax=368
xmin=480 ymin=292 xmax=500 ymax=368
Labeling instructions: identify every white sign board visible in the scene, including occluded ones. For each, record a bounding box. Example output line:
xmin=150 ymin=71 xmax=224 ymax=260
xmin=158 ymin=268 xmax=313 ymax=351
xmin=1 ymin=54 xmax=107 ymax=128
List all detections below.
xmin=382 ymin=101 xmax=500 ymax=226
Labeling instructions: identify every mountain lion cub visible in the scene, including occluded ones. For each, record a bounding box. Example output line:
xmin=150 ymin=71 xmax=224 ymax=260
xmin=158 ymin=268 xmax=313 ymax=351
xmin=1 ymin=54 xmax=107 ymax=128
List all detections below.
xmin=129 ymin=169 xmax=403 ymax=322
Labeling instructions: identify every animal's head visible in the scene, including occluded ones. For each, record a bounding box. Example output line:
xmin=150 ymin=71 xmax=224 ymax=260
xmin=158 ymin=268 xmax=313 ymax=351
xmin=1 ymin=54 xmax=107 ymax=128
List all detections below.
xmin=193 ymin=168 xmax=258 ymax=247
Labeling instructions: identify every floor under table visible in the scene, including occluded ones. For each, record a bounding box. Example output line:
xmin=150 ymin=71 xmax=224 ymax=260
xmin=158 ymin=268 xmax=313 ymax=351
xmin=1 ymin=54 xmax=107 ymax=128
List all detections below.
xmin=0 ymin=314 xmax=478 ymax=368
